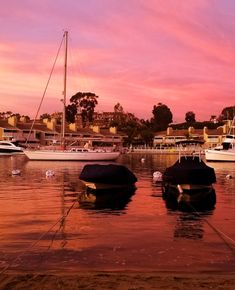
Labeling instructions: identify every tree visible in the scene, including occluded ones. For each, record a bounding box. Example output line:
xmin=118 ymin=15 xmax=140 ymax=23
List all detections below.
xmin=114 ymin=103 xmax=124 ymax=114
xmin=67 ymin=92 xmax=99 ymax=126
xmin=10 ymin=113 xmax=21 ymax=120
xmin=219 ymin=106 xmax=235 ymax=121
xmin=0 ymin=111 xmax=13 ymax=119
xmin=185 ymin=111 xmax=196 ymax=123
xmin=210 ymin=115 xmax=217 ymax=122
xmin=65 ymin=103 xmax=77 ymax=123
xmin=51 ymin=111 xmax=62 ymax=124
xmin=22 ymin=115 xmax=30 ymax=121
xmin=110 ymin=103 xmax=125 ymax=127
xmin=139 ymin=127 xmax=154 ymax=146
xmin=151 ymin=103 xmax=173 ymax=131
xmin=109 ymin=103 xmax=143 ymax=144
xmin=40 ymin=113 xmax=51 ymax=120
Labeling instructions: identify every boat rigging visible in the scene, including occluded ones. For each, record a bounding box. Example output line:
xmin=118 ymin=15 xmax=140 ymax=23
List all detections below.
xmin=24 ymin=31 xmax=120 ymax=161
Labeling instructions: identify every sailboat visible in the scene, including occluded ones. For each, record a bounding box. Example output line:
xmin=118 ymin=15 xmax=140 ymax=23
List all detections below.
xmin=205 ymin=116 xmax=235 ymax=162
xmin=24 ymin=31 xmax=120 ymax=161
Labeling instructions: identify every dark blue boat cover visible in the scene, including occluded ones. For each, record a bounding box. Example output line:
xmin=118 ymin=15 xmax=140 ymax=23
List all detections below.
xmin=163 ymin=156 xmax=216 ymax=185
xmin=79 ymin=164 xmax=137 ymax=185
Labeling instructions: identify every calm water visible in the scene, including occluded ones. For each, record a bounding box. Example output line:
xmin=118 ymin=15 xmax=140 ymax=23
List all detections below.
xmin=0 ymin=153 xmax=235 ymax=274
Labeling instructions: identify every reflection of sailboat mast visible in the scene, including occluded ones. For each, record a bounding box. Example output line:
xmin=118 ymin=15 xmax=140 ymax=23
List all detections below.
xmin=60 ymin=172 xmax=67 ymax=247
xmin=47 ymin=171 xmax=79 ymax=250
xmin=47 ymin=172 xmax=67 ymax=249
xmin=61 ymin=31 xmax=68 ymax=148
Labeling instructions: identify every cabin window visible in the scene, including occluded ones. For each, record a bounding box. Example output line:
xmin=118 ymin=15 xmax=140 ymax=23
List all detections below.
xmin=222 ymin=143 xmax=230 ymax=150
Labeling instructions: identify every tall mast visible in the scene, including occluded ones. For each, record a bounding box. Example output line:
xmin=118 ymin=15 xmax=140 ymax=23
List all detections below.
xmin=62 ymin=31 xmax=68 ymax=146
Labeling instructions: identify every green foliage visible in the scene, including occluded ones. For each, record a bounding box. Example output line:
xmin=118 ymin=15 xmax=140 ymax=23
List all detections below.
xmin=110 ymin=103 xmax=126 ymax=128
xmin=185 ymin=111 xmax=196 ymax=123
xmin=219 ymin=106 xmax=235 ymax=121
xmin=151 ymin=103 xmax=173 ymax=131
xmin=68 ymin=92 xmax=99 ymax=125
xmin=172 ymin=121 xmax=224 ymax=130
xmin=110 ymin=103 xmax=143 ymax=144
xmin=65 ymin=104 xmax=77 ymax=123
xmin=114 ymin=103 xmax=124 ymax=114
xmin=21 ymin=115 xmax=30 ymax=122
xmin=0 ymin=111 xmax=30 ymax=121
xmin=139 ymin=127 xmax=154 ymax=146
xmin=0 ymin=111 xmax=13 ymax=119
xmin=40 ymin=113 xmax=51 ymax=120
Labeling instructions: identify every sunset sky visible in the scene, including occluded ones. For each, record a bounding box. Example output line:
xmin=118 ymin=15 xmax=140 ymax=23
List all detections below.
xmin=1 ymin=0 xmax=235 ymax=122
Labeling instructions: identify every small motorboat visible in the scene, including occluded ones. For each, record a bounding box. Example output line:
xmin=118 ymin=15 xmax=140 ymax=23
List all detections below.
xmin=0 ymin=141 xmax=23 ymax=155
xmin=162 ymin=141 xmax=216 ymax=210
xmin=79 ymin=164 xmax=137 ymax=190
xmin=205 ymin=116 xmax=235 ymax=162
xmin=205 ymin=134 xmax=235 ymax=162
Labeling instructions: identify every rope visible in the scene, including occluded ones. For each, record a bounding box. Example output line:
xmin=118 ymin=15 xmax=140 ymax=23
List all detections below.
xmin=175 ymin=182 xmax=235 ymax=254
xmin=188 ymin=203 xmax=235 ymax=254
xmin=0 ymin=199 xmax=77 ymax=275
xmin=25 ymin=33 xmax=65 ymax=146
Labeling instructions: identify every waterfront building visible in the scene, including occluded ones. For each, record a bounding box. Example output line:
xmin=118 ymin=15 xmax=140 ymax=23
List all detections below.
xmin=153 ymin=124 xmax=229 ymax=149
xmin=0 ymin=116 xmax=124 ymax=148
xmin=0 ymin=116 xmax=25 ymax=142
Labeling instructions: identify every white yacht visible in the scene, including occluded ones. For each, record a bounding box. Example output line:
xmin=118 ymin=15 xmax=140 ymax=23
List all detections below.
xmin=0 ymin=141 xmax=23 ymax=155
xmin=24 ymin=147 xmax=120 ymax=161
xmin=205 ymin=117 xmax=235 ymax=162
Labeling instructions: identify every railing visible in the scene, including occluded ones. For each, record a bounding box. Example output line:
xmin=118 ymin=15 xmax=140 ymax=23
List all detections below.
xmin=130 ymin=146 xmax=205 ymax=155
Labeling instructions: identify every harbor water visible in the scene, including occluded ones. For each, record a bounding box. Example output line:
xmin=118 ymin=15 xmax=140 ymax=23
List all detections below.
xmin=0 ymin=153 xmax=235 ymax=274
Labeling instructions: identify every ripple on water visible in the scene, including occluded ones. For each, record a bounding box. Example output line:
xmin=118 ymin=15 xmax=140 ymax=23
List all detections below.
xmin=0 ymin=154 xmax=235 ymax=273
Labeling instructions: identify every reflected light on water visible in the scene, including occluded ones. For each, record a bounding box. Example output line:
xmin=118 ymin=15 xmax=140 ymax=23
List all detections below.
xmin=0 ymin=153 xmax=235 ymax=273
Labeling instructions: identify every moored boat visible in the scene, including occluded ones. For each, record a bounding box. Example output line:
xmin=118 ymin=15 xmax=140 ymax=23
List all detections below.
xmin=205 ymin=117 xmax=235 ymax=162
xmin=79 ymin=163 xmax=137 ymax=190
xmin=0 ymin=141 xmax=23 ymax=155
xmin=205 ymin=134 xmax=235 ymax=162
xmin=162 ymin=141 xmax=216 ymax=210
xmin=24 ymin=148 xmax=120 ymax=161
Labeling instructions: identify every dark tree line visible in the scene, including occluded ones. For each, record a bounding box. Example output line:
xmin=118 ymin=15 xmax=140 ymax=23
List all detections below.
xmin=2 ymin=90 xmax=234 ymax=146
xmin=65 ymin=92 xmax=98 ymax=126
xmin=219 ymin=106 xmax=235 ymax=121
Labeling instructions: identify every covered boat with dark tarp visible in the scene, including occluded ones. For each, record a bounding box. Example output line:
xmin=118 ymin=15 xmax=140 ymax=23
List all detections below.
xmin=162 ymin=141 xmax=216 ymax=210
xmin=79 ymin=164 xmax=137 ymax=190
xmin=163 ymin=156 xmax=216 ymax=186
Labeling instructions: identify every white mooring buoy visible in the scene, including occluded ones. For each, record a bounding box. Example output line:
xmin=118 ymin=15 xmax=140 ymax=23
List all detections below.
xmin=226 ymin=174 xmax=232 ymax=179
xmin=153 ymin=171 xmax=163 ymax=182
xmin=11 ymin=169 xmax=21 ymax=176
xmin=45 ymin=170 xmax=55 ymax=178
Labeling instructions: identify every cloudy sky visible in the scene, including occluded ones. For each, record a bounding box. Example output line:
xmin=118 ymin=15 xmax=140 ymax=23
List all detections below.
xmin=1 ymin=0 xmax=235 ymax=122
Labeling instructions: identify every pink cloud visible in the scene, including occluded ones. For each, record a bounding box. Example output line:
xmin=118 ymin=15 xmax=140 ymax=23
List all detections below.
xmin=1 ymin=0 xmax=235 ymax=122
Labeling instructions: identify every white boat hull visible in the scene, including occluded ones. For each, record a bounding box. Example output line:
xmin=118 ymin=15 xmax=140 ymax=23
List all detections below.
xmin=205 ymin=149 xmax=235 ymax=162
xmin=24 ymin=149 xmax=120 ymax=161
xmin=0 ymin=141 xmax=23 ymax=155
xmin=0 ymin=151 xmax=24 ymax=156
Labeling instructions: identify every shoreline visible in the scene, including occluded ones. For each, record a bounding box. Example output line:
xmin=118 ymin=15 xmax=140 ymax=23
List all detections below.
xmin=130 ymin=148 xmax=205 ymax=154
xmin=1 ymin=271 xmax=235 ymax=290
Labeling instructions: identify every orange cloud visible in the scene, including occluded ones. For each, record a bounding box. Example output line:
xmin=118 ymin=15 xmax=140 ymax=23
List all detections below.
xmin=1 ymin=0 xmax=235 ymax=121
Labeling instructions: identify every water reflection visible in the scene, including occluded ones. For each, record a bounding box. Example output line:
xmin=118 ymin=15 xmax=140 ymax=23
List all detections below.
xmin=173 ymin=212 xmax=213 ymax=240
xmin=162 ymin=188 xmax=216 ymax=212
xmin=77 ymin=187 xmax=136 ymax=213
xmin=1 ymin=154 xmax=235 ymax=273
